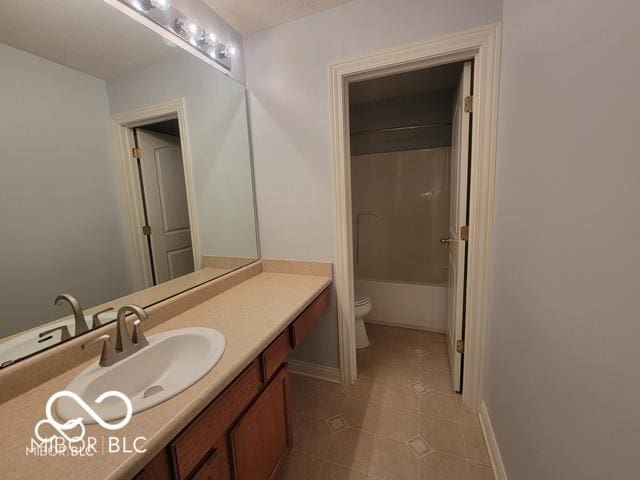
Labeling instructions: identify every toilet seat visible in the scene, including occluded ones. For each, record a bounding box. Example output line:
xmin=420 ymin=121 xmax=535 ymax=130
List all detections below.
xmin=354 ymin=293 xmax=370 ymax=307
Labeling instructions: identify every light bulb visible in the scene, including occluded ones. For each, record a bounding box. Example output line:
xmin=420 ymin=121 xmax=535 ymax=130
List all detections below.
xmin=173 ymin=18 xmax=203 ymax=46
xmin=186 ymin=21 xmax=202 ymax=37
xmin=207 ymin=32 xmax=217 ymax=44
xmin=150 ymin=0 xmax=171 ymax=10
xmin=228 ymin=44 xmax=238 ymax=58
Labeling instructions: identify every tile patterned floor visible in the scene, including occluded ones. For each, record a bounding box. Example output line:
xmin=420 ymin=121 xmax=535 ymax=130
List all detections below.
xmin=277 ymin=323 xmax=494 ymax=480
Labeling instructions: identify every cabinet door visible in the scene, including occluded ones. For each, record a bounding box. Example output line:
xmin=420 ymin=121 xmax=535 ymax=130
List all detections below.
xmin=230 ymin=366 xmax=292 ymax=480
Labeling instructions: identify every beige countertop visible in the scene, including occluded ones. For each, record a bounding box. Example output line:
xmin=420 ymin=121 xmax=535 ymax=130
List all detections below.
xmin=0 ymin=270 xmax=331 ymax=480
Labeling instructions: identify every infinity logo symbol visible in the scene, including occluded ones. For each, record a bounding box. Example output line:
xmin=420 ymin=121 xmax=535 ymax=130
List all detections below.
xmin=34 ymin=391 xmax=133 ymax=444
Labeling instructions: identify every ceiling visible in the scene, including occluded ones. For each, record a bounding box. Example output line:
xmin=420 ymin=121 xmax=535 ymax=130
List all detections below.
xmin=0 ymin=0 xmax=183 ymax=80
xmin=203 ymin=0 xmax=355 ymax=35
xmin=349 ymin=62 xmax=465 ymax=104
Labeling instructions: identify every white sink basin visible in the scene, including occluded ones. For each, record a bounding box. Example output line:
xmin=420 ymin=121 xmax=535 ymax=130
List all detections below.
xmin=57 ymin=327 xmax=225 ymax=423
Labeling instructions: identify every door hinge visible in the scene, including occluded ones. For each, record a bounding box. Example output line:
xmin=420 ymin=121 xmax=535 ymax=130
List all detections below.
xmin=142 ymin=225 xmax=151 ymax=236
xmin=132 ymin=147 xmax=142 ymax=159
xmin=456 ymin=340 xmax=465 ymax=354
xmin=460 ymin=225 xmax=469 ymax=241
xmin=464 ymin=95 xmax=473 ymax=113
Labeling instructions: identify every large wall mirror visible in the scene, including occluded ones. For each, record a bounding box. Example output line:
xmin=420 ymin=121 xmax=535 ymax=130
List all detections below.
xmin=0 ymin=0 xmax=259 ymax=367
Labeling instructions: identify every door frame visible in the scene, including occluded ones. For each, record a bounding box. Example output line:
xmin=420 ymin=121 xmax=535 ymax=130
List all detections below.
xmin=330 ymin=23 xmax=501 ymax=411
xmin=111 ymin=98 xmax=202 ymax=290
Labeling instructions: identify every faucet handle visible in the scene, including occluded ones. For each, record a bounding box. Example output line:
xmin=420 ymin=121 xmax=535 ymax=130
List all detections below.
xmin=91 ymin=307 xmax=114 ymax=329
xmin=38 ymin=325 xmax=72 ymax=343
xmin=132 ymin=319 xmax=149 ymax=348
xmin=82 ymin=334 xmax=116 ymax=366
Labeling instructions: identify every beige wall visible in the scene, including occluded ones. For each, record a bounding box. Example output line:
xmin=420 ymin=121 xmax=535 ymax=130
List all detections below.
xmin=245 ymin=0 xmax=503 ymax=369
xmin=486 ymin=1 xmax=640 ymax=478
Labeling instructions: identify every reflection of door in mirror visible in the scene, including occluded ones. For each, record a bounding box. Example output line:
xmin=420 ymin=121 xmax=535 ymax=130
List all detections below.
xmin=135 ymin=127 xmax=195 ymax=285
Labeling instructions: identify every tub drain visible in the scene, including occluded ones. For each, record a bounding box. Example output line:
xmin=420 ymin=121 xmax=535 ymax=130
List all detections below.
xmin=143 ymin=385 xmax=164 ymax=398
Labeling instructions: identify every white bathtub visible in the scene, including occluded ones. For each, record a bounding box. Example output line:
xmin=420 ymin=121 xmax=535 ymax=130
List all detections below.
xmin=355 ymin=278 xmax=447 ymax=332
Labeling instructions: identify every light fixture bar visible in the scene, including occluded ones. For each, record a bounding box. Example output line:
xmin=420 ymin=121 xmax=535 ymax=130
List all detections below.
xmin=117 ymin=0 xmax=237 ymax=71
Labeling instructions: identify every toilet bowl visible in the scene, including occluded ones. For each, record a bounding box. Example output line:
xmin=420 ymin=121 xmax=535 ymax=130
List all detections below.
xmin=354 ymin=292 xmax=372 ymax=349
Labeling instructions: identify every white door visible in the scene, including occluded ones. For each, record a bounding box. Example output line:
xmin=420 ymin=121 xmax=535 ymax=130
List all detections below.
xmin=137 ymin=129 xmax=194 ymax=284
xmin=444 ymin=62 xmax=472 ymax=392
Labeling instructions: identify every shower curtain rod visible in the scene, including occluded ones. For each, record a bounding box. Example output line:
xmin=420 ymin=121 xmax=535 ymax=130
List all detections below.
xmin=350 ymin=122 xmax=452 ymax=136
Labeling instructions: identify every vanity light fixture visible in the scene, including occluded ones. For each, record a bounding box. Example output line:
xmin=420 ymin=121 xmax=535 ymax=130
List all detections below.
xmin=149 ymin=0 xmax=171 ymax=10
xmin=117 ymin=0 xmax=236 ymax=71
xmin=134 ymin=0 xmax=172 ymax=12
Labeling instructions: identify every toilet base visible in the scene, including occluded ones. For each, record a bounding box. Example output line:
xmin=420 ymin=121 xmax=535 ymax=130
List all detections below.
xmin=355 ymin=316 xmax=370 ymax=349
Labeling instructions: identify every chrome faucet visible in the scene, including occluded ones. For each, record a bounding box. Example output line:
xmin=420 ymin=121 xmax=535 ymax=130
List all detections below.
xmin=54 ymin=294 xmax=88 ymax=335
xmin=82 ymin=304 xmax=150 ymax=367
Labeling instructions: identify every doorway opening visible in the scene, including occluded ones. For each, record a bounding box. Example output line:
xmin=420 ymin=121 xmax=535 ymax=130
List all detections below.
xmin=349 ymin=61 xmax=472 ymax=394
xmin=111 ymin=99 xmax=201 ymax=291
xmin=330 ymin=24 xmax=501 ymax=413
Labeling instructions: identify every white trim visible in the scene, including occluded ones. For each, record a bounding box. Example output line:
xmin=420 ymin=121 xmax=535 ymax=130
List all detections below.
xmin=479 ymin=401 xmax=508 ymax=480
xmin=111 ymin=99 xmax=202 ymax=290
xmin=329 ymin=23 xmax=502 ymax=409
xmin=288 ymin=359 xmax=341 ymax=384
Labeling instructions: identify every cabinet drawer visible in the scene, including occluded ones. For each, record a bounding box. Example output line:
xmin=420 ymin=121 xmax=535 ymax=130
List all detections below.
xmin=260 ymin=331 xmax=291 ymax=382
xmin=230 ymin=366 xmax=292 ymax=480
xmin=290 ymin=287 xmax=331 ymax=347
xmin=170 ymin=361 xmax=261 ymax=480
xmin=191 ymin=436 xmax=231 ymax=480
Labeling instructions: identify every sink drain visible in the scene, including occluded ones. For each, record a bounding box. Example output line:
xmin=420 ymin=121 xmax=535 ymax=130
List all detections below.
xmin=143 ymin=385 xmax=164 ymax=398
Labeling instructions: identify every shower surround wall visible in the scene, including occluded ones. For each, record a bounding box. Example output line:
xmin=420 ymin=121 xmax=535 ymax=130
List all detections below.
xmin=352 ymin=148 xmax=449 ymax=331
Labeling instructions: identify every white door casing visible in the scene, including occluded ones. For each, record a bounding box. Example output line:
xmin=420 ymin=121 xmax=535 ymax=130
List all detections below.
xmin=137 ymin=130 xmax=194 ymax=283
xmin=446 ymin=61 xmax=472 ymax=392
xmin=330 ymin=24 xmax=501 ymax=412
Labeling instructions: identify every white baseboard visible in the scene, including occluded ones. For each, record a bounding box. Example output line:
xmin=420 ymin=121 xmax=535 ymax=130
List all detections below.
xmin=479 ymin=400 xmax=508 ymax=480
xmin=288 ymin=359 xmax=341 ymax=384
xmin=365 ymin=318 xmax=447 ymax=334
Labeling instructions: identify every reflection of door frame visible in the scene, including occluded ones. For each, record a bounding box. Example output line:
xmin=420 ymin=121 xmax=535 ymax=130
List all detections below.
xmin=111 ymin=99 xmax=201 ymax=290
xmin=330 ymin=24 xmax=501 ymax=414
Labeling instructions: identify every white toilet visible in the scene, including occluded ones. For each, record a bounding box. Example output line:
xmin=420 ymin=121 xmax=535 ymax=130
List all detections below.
xmin=354 ymin=292 xmax=372 ymax=349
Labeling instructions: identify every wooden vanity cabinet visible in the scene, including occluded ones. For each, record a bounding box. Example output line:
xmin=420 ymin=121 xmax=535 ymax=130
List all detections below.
xmin=135 ymin=286 xmax=330 ymax=480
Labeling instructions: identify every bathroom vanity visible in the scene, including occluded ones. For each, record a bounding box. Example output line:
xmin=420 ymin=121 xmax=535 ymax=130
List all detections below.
xmin=0 ymin=261 xmax=332 ymax=480
xmin=135 ymin=286 xmax=331 ymax=480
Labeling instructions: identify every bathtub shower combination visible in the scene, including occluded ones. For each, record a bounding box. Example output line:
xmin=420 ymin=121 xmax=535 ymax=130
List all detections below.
xmin=352 ymin=148 xmax=450 ymax=337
